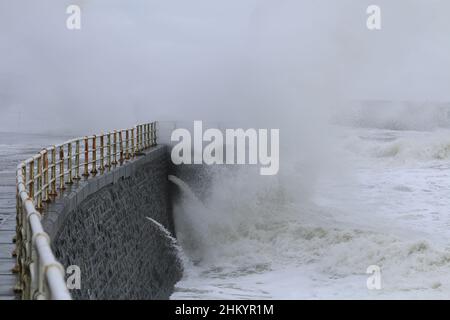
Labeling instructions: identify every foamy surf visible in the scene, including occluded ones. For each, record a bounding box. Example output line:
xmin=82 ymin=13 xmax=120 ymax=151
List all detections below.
xmin=169 ymin=126 xmax=450 ymax=299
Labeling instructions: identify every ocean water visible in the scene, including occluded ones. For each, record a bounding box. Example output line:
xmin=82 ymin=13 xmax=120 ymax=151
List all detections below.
xmin=170 ymin=123 xmax=450 ymax=299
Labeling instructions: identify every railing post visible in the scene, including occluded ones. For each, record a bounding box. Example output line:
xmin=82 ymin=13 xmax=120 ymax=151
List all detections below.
xmin=12 ymin=164 xmax=26 ymax=283
xmin=13 ymin=185 xmax=20 ymax=257
xmin=50 ymin=147 xmax=57 ymax=196
xmin=146 ymin=123 xmax=150 ymax=149
xmin=149 ymin=123 xmax=153 ymax=146
xmin=154 ymin=122 xmax=158 ymax=145
xmin=28 ymin=236 xmax=38 ymax=299
xmin=131 ymin=127 xmax=135 ymax=157
xmin=141 ymin=124 xmax=147 ymax=151
xmin=106 ymin=132 xmax=112 ymax=168
xmin=112 ymin=130 xmax=118 ymax=165
xmin=29 ymin=160 xmax=34 ymax=202
xmin=12 ymin=190 xmax=20 ymax=274
xmin=42 ymin=150 xmax=49 ymax=202
xmin=83 ymin=137 xmax=89 ymax=177
xmin=148 ymin=122 xmax=153 ymax=147
xmin=67 ymin=143 xmax=73 ymax=184
xmin=125 ymin=129 xmax=130 ymax=160
xmin=59 ymin=146 xmax=65 ymax=190
xmin=142 ymin=124 xmax=146 ymax=149
xmin=37 ymin=156 xmax=42 ymax=210
xmin=149 ymin=122 xmax=153 ymax=147
xmin=142 ymin=124 xmax=145 ymax=149
xmin=119 ymin=130 xmax=124 ymax=164
xmin=74 ymin=140 xmax=81 ymax=180
xmin=136 ymin=125 xmax=140 ymax=153
xmin=91 ymin=135 xmax=98 ymax=175
xmin=149 ymin=122 xmax=153 ymax=146
xmin=151 ymin=122 xmax=156 ymax=146
xmin=22 ymin=165 xmax=27 ymax=193
xmin=138 ymin=124 xmax=142 ymax=152
xmin=139 ymin=125 xmax=142 ymax=151
xmin=100 ymin=134 xmax=105 ymax=172
xmin=155 ymin=122 xmax=158 ymax=145
xmin=24 ymin=222 xmax=33 ymax=299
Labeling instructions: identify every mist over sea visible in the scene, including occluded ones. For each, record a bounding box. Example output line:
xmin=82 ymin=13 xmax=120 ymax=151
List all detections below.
xmin=170 ymin=102 xmax=450 ymax=299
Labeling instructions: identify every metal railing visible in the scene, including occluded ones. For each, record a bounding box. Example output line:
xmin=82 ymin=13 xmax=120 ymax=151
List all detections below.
xmin=13 ymin=122 xmax=157 ymax=300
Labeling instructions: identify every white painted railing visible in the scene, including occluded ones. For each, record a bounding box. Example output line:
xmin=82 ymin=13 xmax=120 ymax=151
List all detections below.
xmin=14 ymin=122 xmax=157 ymax=299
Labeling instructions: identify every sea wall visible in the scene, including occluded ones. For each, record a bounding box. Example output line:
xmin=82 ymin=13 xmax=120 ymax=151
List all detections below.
xmin=41 ymin=145 xmax=183 ymax=300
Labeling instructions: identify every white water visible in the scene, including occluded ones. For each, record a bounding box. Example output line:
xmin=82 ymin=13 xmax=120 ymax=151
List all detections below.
xmin=170 ymin=118 xmax=450 ymax=299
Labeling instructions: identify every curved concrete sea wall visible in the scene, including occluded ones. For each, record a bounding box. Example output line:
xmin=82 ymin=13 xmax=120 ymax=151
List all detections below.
xmin=40 ymin=145 xmax=183 ymax=299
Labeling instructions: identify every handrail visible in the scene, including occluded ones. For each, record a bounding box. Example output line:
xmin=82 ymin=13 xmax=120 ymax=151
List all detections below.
xmin=13 ymin=122 xmax=157 ymax=300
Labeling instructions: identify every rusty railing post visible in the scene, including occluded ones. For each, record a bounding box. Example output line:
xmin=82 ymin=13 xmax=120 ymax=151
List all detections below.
xmin=149 ymin=123 xmax=153 ymax=146
xmin=67 ymin=143 xmax=73 ymax=184
xmin=83 ymin=137 xmax=89 ymax=177
xmin=154 ymin=122 xmax=157 ymax=145
xmin=146 ymin=123 xmax=150 ymax=149
xmin=150 ymin=123 xmax=153 ymax=146
xmin=119 ymin=130 xmax=124 ymax=164
xmin=138 ymin=124 xmax=142 ymax=152
xmin=21 ymin=164 xmax=27 ymax=204
xmin=139 ymin=125 xmax=143 ymax=152
xmin=106 ymin=132 xmax=112 ymax=168
xmin=148 ymin=123 xmax=151 ymax=147
xmin=142 ymin=124 xmax=146 ymax=149
xmin=12 ymin=163 xmax=26 ymax=278
xmin=36 ymin=156 xmax=42 ymax=210
xmin=49 ymin=147 xmax=57 ymax=196
xmin=144 ymin=123 xmax=147 ymax=148
xmin=22 ymin=164 xmax=27 ymax=193
xmin=112 ymin=130 xmax=118 ymax=165
xmin=59 ymin=146 xmax=65 ymax=190
xmin=91 ymin=135 xmax=98 ymax=175
xmin=142 ymin=124 xmax=145 ymax=149
xmin=125 ymin=129 xmax=130 ymax=160
xmin=42 ymin=150 xmax=49 ymax=202
xmin=100 ymin=134 xmax=105 ymax=172
xmin=28 ymin=160 xmax=34 ymax=201
xmin=136 ymin=125 xmax=139 ymax=153
xmin=74 ymin=140 xmax=81 ymax=180
xmin=131 ymin=127 xmax=135 ymax=157
xmin=151 ymin=122 xmax=155 ymax=146
xmin=150 ymin=122 xmax=156 ymax=146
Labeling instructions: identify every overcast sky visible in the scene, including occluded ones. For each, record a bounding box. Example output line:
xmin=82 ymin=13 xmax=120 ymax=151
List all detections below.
xmin=1 ymin=0 xmax=449 ymax=133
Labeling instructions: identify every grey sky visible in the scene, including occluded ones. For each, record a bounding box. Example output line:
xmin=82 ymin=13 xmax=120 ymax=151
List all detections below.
xmin=1 ymin=0 xmax=449 ymax=133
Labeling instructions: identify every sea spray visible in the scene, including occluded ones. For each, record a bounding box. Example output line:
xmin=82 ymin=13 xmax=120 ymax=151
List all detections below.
xmin=168 ymin=175 xmax=204 ymax=204
xmin=169 ymin=174 xmax=222 ymax=263
xmin=169 ymin=137 xmax=450 ymax=299
xmin=145 ymin=216 xmax=184 ymax=263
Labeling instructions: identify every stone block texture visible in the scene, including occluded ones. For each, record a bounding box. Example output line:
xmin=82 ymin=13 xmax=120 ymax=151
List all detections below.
xmin=44 ymin=146 xmax=183 ymax=300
